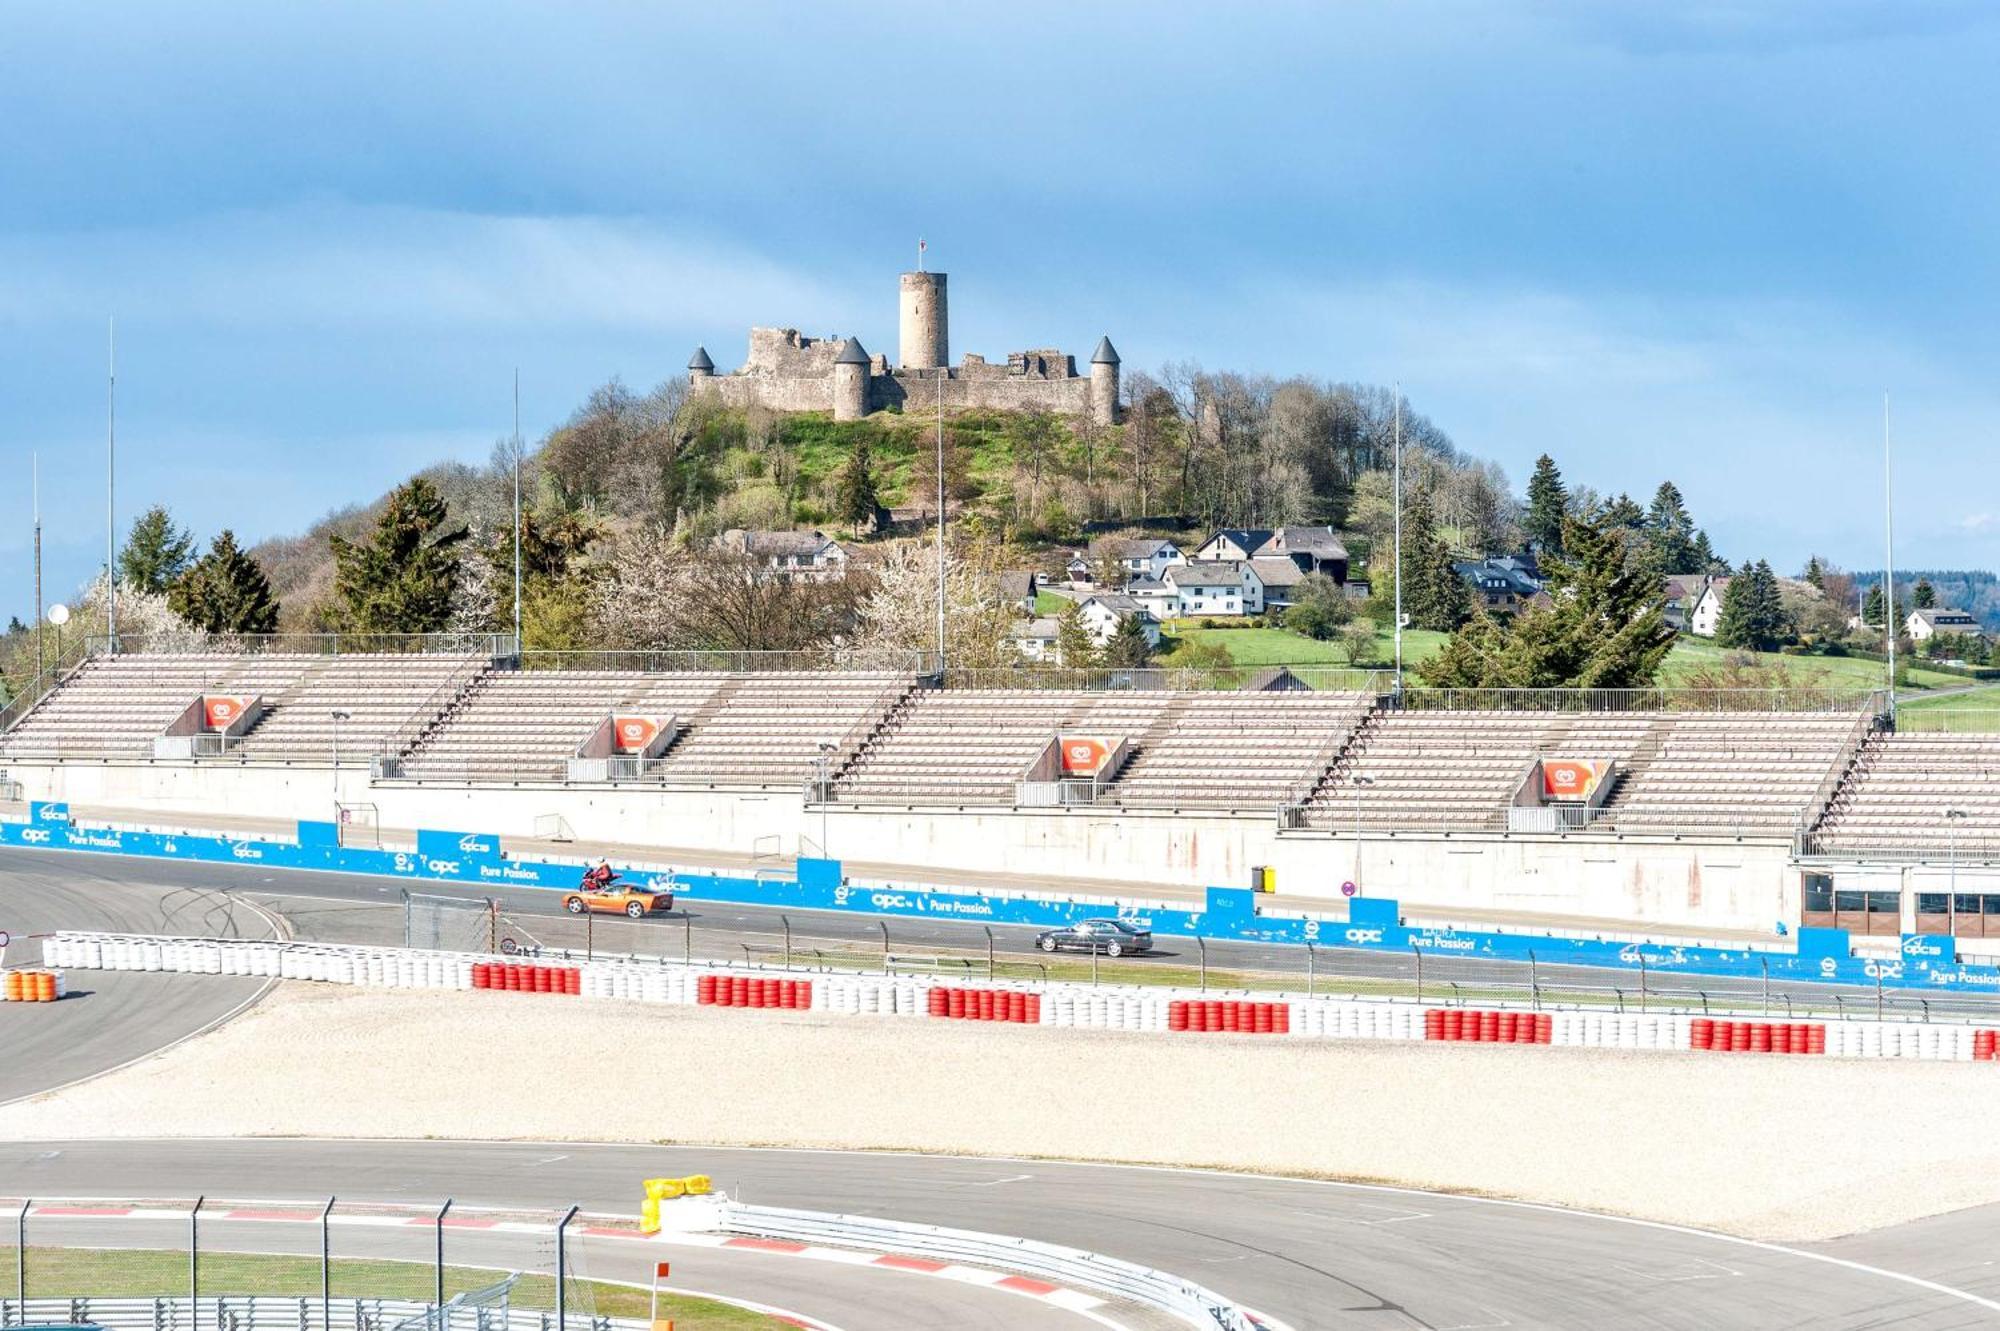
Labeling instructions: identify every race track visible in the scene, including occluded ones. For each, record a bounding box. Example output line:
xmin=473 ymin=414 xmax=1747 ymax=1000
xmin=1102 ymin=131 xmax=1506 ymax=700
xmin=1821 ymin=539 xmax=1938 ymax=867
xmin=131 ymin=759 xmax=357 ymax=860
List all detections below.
xmin=7 ymin=845 xmax=2000 ymax=1328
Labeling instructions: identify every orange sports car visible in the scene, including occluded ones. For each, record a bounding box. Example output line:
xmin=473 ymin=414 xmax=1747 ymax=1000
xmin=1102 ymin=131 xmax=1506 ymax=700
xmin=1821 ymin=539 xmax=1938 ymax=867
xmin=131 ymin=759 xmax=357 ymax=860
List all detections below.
xmin=563 ymin=882 xmax=675 ymax=918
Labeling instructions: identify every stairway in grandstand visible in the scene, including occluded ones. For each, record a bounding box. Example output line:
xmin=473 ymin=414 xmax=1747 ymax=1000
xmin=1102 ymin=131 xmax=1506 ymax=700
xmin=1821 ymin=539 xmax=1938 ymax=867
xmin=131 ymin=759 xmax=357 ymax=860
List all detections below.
xmin=1811 ymin=725 xmax=2000 ymax=856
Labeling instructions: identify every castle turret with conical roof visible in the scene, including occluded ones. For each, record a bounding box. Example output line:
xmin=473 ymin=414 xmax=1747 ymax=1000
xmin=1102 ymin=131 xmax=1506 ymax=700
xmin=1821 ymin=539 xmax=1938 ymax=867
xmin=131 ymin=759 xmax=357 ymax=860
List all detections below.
xmin=1088 ymin=336 xmax=1121 ymax=426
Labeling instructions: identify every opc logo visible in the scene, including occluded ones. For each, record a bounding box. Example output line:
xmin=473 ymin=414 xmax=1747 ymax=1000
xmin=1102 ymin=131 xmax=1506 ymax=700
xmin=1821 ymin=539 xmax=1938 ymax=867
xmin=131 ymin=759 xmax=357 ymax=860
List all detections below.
xmin=425 ymin=859 xmax=461 ymax=876
xmin=1344 ymin=927 xmax=1384 ymax=945
xmin=870 ymin=892 xmax=912 ymax=910
xmin=230 ymin=843 xmax=263 ymax=860
xmin=457 ymin=834 xmax=494 ymax=854
xmin=20 ymin=828 xmax=51 ymax=844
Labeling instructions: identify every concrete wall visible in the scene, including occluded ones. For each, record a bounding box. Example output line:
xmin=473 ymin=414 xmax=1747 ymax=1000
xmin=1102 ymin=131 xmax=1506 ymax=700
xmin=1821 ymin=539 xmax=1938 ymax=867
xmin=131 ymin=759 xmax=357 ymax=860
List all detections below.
xmin=6 ymin=759 xmax=1797 ymax=932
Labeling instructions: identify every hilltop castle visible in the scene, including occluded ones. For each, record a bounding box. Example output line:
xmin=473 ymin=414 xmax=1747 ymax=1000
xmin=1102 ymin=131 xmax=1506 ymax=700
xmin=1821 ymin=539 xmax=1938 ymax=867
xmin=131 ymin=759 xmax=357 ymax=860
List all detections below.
xmin=687 ymin=270 xmax=1120 ymax=425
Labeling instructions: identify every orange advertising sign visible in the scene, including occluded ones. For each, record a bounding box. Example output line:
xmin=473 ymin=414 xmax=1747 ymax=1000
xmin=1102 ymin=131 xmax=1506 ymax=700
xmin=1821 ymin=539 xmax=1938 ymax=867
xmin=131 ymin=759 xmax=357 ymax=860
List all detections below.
xmin=613 ymin=716 xmax=661 ymax=754
xmin=202 ymin=695 xmax=257 ymax=731
xmin=1542 ymin=758 xmax=1611 ymax=802
xmin=1059 ymin=735 xmax=1114 ymax=776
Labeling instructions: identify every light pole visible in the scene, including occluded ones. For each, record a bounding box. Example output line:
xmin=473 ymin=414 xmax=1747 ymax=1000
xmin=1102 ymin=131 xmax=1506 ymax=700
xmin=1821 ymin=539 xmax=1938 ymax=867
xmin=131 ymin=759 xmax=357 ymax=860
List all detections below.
xmin=1947 ymin=807 xmax=1967 ymax=930
xmin=1351 ymin=774 xmax=1376 ymax=892
xmin=815 ymin=740 xmax=835 ymax=858
xmin=330 ymin=710 xmax=351 ymax=807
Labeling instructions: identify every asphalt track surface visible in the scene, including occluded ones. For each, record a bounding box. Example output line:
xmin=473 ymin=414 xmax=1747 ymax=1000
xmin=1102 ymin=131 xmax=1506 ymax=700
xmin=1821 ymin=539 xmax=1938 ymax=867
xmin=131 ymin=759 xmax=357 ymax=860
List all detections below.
xmin=9 ymin=847 xmax=2000 ymax=1327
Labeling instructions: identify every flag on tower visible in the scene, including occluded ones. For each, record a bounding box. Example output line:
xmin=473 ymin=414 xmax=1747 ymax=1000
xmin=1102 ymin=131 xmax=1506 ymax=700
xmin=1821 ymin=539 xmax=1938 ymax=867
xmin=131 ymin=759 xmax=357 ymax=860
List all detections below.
xmin=917 ymin=237 xmax=926 ymax=271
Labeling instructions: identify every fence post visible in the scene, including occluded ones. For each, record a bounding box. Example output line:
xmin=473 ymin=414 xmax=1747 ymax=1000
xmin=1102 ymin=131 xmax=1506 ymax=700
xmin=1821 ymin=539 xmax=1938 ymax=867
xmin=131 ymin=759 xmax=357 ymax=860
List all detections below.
xmin=1761 ymin=957 xmax=1770 ymax=1016
xmin=682 ymin=914 xmax=691 ymax=967
xmin=1197 ymin=937 xmax=1207 ymax=992
xmin=1412 ymin=944 xmax=1422 ymax=1004
xmin=985 ymin=926 xmax=994 ymax=981
xmin=1529 ymin=949 xmax=1540 ymax=1011
xmin=782 ymin=916 xmax=792 ymax=970
xmin=1876 ymin=966 xmax=1884 ymax=1021
xmin=1638 ymin=952 xmax=1647 ymax=1012
xmin=320 ymin=1197 xmax=335 ymax=1331
xmin=190 ymin=1196 xmax=204 ymax=1331
xmin=1306 ymin=942 xmax=1316 ymax=997
xmin=879 ymin=922 xmax=890 ymax=973
xmin=434 ymin=1200 xmax=452 ymax=1329
xmin=16 ymin=1197 xmax=28 ymax=1311
xmin=554 ymin=1206 xmax=579 ymax=1331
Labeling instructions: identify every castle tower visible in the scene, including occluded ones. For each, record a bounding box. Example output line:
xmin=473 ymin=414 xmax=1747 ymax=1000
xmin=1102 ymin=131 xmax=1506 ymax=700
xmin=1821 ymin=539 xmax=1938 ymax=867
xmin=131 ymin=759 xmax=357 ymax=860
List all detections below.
xmin=898 ymin=271 xmax=948 ymax=370
xmin=687 ymin=346 xmax=715 ymax=389
xmin=833 ymin=337 xmax=871 ymax=422
xmin=1089 ymin=336 xmax=1121 ymax=426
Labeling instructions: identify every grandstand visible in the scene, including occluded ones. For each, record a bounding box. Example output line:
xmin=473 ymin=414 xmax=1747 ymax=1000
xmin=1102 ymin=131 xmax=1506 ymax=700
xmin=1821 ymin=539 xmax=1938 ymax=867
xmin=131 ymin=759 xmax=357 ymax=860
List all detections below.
xmin=1813 ymin=730 xmax=2000 ymax=857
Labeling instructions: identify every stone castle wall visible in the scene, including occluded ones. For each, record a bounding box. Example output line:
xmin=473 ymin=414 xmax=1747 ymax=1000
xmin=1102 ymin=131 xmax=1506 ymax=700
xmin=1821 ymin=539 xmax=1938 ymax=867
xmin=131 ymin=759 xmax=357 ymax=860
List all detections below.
xmin=692 ymin=369 xmax=1098 ymax=419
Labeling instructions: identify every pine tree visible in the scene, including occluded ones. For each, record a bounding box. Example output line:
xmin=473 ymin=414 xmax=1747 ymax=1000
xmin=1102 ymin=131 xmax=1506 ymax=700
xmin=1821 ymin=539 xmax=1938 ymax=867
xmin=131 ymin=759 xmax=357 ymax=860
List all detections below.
xmin=1418 ymin=510 xmax=1674 ymax=688
xmin=1523 ymin=454 xmax=1568 ymax=555
xmin=1913 ymin=577 xmax=1937 ymax=609
xmin=1691 ymin=529 xmax=1722 ymax=574
xmin=1803 ymin=555 xmax=1826 ymax=590
xmin=118 ymin=505 xmax=196 ymax=594
xmin=1400 ymin=491 xmax=1470 ymax=632
xmin=1714 ymin=560 xmax=1786 ymax=651
xmin=1862 ymin=582 xmax=1885 ymax=629
xmin=168 ymin=530 xmax=279 ymax=634
xmin=1054 ymin=602 xmax=1098 ymax=669
xmin=1645 ymin=481 xmax=1700 ymax=574
xmin=836 ymin=441 xmax=879 ymax=535
xmin=1102 ymin=612 xmax=1154 ymax=667
xmin=328 ymin=476 xmax=468 ymax=633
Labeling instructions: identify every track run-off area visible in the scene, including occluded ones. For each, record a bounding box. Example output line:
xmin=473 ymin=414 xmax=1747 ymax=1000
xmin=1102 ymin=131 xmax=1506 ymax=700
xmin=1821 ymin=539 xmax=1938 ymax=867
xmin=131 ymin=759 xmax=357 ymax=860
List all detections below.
xmin=7 ymin=846 xmax=2000 ymax=1328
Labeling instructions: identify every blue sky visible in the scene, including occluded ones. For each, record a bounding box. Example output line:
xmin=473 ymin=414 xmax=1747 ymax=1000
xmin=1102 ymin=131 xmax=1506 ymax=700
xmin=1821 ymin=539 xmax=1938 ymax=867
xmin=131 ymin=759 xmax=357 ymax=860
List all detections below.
xmin=3 ymin=1 xmax=1996 ymax=618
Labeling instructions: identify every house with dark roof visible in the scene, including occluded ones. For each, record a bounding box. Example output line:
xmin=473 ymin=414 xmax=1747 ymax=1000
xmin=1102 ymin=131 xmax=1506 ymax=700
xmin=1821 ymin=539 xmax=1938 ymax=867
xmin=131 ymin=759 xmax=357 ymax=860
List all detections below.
xmin=716 ymin=529 xmax=851 ymax=579
xmin=1455 ymin=557 xmax=1544 ymax=613
xmin=1907 ymin=607 xmax=1985 ymax=643
xmin=1087 ymin=536 xmax=1182 ymax=583
xmin=1247 ymin=557 xmax=1307 ymax=609
xmin=1192 ymin=526 xmax=1349 ymax=581
xmin=1078 ymin=593 xmax=1162 ymax=648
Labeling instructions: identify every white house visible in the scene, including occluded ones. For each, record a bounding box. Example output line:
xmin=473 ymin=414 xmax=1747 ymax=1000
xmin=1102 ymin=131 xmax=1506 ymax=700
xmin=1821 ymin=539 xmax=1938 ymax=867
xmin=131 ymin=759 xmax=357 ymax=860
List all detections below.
xmin=718 ymin=529 xmax=850 ymax=579
xmin=1907 ymin=607 xmax=1984 ymax=642
xmin=1088 ymin=536 xmax=1182 ymax=584
xmin=1192 ymin=527 xmax=1349 ymax=581
xmin=1690 ymin=578 xmax=1731 ymax=638
xmin=1006 ymin=617 xmax=1062 ymax=662
xmin=1157 ymin=560 xmax=1266 ymax=618
xmin=1078 ymin=593 xmax=1162 ymax=648
xmin=1247 ymin=557 xmax=1306 ymax=610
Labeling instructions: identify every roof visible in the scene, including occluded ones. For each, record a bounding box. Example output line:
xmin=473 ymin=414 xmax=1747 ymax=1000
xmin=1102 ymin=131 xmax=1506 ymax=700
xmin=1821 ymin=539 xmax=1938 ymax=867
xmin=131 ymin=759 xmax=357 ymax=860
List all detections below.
xmin=1089 ymin=536 xmax=1177 ymax=560
xmin=1265 ymin=527 xmax=1348 ymax=559
xmin=1167 ymin=560 xmax=1258 ymax=586
xmin=992 ymin=570 xmax=1038 ymax=600
xmin=1082 ymin=592 xmax=1149 ymax=617
xmin=1248 ymin=557 xmax=1306 ymax=587
xmin=1204 ymin=529 xmax=1275 ymax=555
xmin=688 ymin=346 xmax=714 ymax=371
xmin=730 ymin=529 xmax=839 ymax=558
xmin=1008 ymin=617 xmax=1061 ymax=641
xmin=1125 ymin=576 xmax=1170 ymax=594
xmin=834 ymin=338 xmax=871 ymax=366
xmin=1662 ymin=575 xmax=1705 ymax=602
xmin=1912 ymin=607 xmax=1980 ymax=627
xmin=1091 ymin=336 xmax=1121 ymax=365
xmin=1453 ymin=558 xmax=1539 ymax=596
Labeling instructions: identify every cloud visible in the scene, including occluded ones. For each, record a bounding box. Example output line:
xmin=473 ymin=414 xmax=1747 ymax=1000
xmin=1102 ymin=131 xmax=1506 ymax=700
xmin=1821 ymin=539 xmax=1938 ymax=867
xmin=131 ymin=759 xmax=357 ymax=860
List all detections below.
xmin=1961 ymin=513 xmax=1998 ymax=534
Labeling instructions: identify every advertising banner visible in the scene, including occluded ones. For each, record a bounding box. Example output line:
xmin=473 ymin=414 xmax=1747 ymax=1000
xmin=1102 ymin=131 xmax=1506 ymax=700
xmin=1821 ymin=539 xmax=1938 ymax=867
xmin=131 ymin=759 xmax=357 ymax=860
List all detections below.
xmin=613 ymin=716 xmax=661 ymax=753
xmin=1059 ymin=736 xmax=1114 ymax=776
xmin=203 ymin=695 xmax=257 ymax=731
xmin=1541 ymin=758 xmax=1611 ymax=802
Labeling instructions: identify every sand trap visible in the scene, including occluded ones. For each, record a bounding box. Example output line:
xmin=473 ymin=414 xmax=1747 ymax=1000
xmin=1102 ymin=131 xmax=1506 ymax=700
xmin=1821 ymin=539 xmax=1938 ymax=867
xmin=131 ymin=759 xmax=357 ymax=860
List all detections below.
xmin=5 ymin=981 xmax=1995 ymax=1242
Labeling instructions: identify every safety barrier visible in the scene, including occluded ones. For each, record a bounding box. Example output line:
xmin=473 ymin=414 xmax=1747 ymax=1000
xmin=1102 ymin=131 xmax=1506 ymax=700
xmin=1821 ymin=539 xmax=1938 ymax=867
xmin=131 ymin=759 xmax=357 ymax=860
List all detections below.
xmin=38 ymin=931 xmax=2000 ymax=1066
xmin=1 ymin=969 xmax=66 ymax=1002
xmin=1425 ymin=1009 xmax=1551 ymax=1044
xmin=0 ymin=1294 xmax=629 ymax=1331
xmin=717 ymin=1202 xmax=1260 ymax=1331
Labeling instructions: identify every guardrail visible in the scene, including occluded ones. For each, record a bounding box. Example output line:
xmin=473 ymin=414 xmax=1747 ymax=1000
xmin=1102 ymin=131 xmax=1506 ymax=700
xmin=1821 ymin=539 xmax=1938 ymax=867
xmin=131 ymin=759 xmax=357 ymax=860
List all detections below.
xmin=1392 ymin=686 xmax=1885 ymax=714
xmin=0 ymin=637 xmax=94 ymax=734
xmin=718 ymin=1203 xmax=1260 ymax=1330
xmin=0 ymin=1296 xmax=628 ymax=1331
xmin=376 ymin=657 xmax=495 ymax=764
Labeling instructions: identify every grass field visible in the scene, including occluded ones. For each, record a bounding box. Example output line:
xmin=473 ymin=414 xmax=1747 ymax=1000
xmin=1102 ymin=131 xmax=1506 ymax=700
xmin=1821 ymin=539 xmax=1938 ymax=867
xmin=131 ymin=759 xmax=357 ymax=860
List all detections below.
xmin=0 ymin=1248 xmax=778 ymax=1329
xmin=1657 ymin=637 xmax=1966 ymax=692
xmin=1159 ymin=623 xmax=1447 ymax=669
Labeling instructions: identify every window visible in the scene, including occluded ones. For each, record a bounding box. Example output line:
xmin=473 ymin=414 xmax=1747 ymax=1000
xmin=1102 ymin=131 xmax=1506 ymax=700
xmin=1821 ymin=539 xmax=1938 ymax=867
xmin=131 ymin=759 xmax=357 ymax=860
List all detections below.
xmin=1917 ymin=894 xmax=1950 ymax=916
xmin=1956 ymin=894 xmax=1982 ymax=918
xmin=1835 ymin=890 xmax=1866 ymax=912
xmin=1866 ymin=890 xmax=1900 ymax=915
xmin=1804 ymin=880 xmax=1834 ymax=913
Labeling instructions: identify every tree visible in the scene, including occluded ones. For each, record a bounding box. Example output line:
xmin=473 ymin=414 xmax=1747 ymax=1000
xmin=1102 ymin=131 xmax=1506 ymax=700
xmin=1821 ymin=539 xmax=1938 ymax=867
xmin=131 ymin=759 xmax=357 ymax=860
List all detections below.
xmin=1053 ymin=602 xmax=1098 ymax=669
xmin=168 ymin=530 xmax=279 ymax=634
xmin=1339 ymin=619 xmax=1377 ymax=666
xmin=1281 ymin=573 xmax=1351 ymax=640
xmin=327 ymin=476 xmax=468 ymax=633
xmin=1101 ymin=613 xmax=1154 ymax=667
xmin=835 ymin=440 xmax=879 ymax=536
xmin=1523 ymin=454 xmax=1568 ymax=555
xmin=118 ymin=505 xmax=196 ymax=594
xmin=1399 ymin=491 xmax=1470 ymax=632
xmin=1691 ymin=529 xmax=1723 ymax=574
xmin=1862 ymin=582 xmax=1886 ymax=630
xmin=1645 ymin=482 xmax=1700 ymax=575
xmin=1913 ymin=578 xmax=1937 ymax=610
xmin=1803 ymin=555 xmax=1826 ymax=590
xmin=1715 ymin=560 xmax=1787 ymax=652
xmin=1418 ymin=510 xmax=1674 ymax=688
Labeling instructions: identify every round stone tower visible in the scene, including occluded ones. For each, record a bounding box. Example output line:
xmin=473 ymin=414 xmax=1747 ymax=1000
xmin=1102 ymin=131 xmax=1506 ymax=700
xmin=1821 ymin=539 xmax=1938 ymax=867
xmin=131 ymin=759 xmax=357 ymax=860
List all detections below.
xmin=898 ymin=271 xmax=948 ymax=370
xmin=687 ymin=346 xmax=715 ymax=390
xmin=833 ymin=337 xmax=871 ymax=422
xmin=1089 ymin=336 xmax=1121 ymax=426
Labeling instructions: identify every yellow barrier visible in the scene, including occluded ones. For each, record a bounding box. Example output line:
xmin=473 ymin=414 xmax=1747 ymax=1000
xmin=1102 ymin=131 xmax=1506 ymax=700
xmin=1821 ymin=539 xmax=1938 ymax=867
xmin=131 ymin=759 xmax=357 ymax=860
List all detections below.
xmin=639 ymin=1175 xmax=712 ymax=1234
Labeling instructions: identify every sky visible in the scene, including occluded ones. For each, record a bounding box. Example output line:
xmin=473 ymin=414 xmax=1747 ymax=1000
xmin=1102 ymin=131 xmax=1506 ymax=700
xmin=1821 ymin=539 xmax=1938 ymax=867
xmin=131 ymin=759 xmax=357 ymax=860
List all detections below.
xmin=2 ymin=1 xmax=1997 ymax=619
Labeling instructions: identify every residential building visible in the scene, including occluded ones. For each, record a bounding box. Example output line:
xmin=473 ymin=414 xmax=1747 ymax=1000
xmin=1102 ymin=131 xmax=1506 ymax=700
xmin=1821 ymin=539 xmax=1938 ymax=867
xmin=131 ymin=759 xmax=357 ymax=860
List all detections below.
xmin=1078 ymin=593 xmax=1162 ymax=648
xmin=1247 ymin=557 xmax=1307 ymax=610
xmin=1087 ymin=536 xmax=1182 ymax=583
xmin=1663 ymin=575 xmax=1710 ymax=633
xmin=716 ymin=529 xmax=851 ymax=578
xmin=1690 ymin=578 xmax=1731 ymax=638
xmin=1005 ymin=617 xmax=1061 ymax=662
xmin=1192 ymin=527 xmax=1350 ymax=581
xmin=1158 ymin=560 xmax=1266 ymax=618
xmin=1907 ymin=607 xmax=1984 ymax=643
xmin=991 ymin=570 xmax=1040 ymax=615
xmin=1455 ymin=557 xmax=1543 ymax=614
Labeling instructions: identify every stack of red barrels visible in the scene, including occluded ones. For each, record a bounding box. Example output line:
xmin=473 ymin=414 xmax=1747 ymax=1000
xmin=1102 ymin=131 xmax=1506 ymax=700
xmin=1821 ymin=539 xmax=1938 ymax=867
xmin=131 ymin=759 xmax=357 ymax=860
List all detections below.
xmin=698 ymin=974 xmax=814 ymax=1010
xmin=471 ymin=961 xmax=580 ymax=995
xmin=1 ymin=970 xmax=65 ymax=1002
xmin=1423 ymin=1009 xmax=1552 ymax=1044
xmin=1167 ymin=999 xmax=1289 ymax=1034
xmin=1975 ymin=1031 xmax=2000 ymax=1062
xmin=925 ymin=986 xmax=1040 ymax=1023
xmin=1691 ymin=1018 xmax=1824 ymax=1053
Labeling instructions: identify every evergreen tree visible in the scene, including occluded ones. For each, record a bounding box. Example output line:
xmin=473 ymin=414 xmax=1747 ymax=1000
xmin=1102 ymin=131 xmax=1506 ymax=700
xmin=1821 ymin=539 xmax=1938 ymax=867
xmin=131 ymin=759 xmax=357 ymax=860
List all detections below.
xmin=1803 ymin=555 xmax=1826 ymax=590
xmin=835 ymin=441 xmax=879 ymax=535
xmin=1418 ymin=510 xmax=1673 ymax=688
xmin=1714 ymin=560 xmax=1786 ymax=651
xmin=168 ymin=530 xmax=279 ymax=634
xmin=328 ymin=476 xmax=468 ymax=633
xmin=1601 ymin=493 xmax=1646 ymax=529
xmin=1400 ymin=491 xmax=1470 ymax=632
xmin=1691 ymin=529 xmax=1723 ymax=574
xmin=1913 ymin=577 xmax=1937 ymax=609
xmin=1053 ymin=601 xmax=1098 ymax=668
xmin=1101 ymin=612 xmax=1154 ymax=667
xmin=1523 ymin=454 xmax=1568 ymax=555
xmin=117 ymin=505 xmax=196 ymax=594
xmin=1862 ymin=582 xmax=1885 ymax=630
xmin=1645 ymin=482 xmax=1700 ymax=574
xmin=6 ymin=615 xmax=24 ymax=634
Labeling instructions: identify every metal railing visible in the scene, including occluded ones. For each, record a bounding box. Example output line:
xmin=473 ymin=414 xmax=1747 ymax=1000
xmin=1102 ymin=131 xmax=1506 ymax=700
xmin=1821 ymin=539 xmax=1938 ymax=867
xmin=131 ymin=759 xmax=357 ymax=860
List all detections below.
xmin=719 ymin=1203 xmax=1257 ymax=1331
xmin=376 ymin=657 xmax=497 ymax=762
xmin=1796 ymin=709 xmax=1880 ymax=841
xmin=89 ymin=633 xmax=513 ymax=658
xmin=0 ymin=637 xmax=93 ymax=734
xmin=1392 ymin=686 xmax=1886 ymax=714
xmin=515 ymin=649 xmax=936 ymax=674
xmin=1894 ymin=708 xmax=2000 ymax=734
xmin=941 ymin=665 xmax=1387 ymax=694
xmin=0 ymin=1296 xmax=621 ymax=1331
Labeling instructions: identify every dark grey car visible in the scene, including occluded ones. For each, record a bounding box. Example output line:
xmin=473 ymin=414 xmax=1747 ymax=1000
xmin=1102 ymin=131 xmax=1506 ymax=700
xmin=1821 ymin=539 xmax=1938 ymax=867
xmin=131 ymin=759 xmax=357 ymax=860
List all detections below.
xmin=1035 ymin=918 xmax=1154 ymax=957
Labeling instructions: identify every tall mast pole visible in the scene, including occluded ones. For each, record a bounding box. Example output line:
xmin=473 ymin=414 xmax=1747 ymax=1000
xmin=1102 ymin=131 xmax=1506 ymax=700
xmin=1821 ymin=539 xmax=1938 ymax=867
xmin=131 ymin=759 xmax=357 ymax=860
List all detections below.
xmin=33 ymin=452 xmax=43 ymax=680
xmin=1392 ymin=384 xmax=1403 ymax=692
xmin=513 ymin=369 xmax=523 ymax=655
xmin=936 ymin=365 xmax=946 ymax=672
xmin=1883 ymin=392 xmax=1896 ymax=722
xmin=107 ymin=316 xmax=117 ymax=651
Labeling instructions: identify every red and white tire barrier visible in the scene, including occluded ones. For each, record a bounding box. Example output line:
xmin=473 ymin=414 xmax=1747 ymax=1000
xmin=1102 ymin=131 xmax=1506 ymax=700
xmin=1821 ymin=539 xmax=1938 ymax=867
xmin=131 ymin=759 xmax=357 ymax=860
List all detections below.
xmin=38 ymin=931 xmax=2000 ymax=1067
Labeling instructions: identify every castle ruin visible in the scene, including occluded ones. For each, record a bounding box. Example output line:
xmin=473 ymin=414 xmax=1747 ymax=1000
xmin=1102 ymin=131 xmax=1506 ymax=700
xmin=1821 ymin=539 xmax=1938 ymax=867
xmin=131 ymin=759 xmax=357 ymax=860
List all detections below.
xmin=687 ymin=270 xmax=1120 ymax=425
